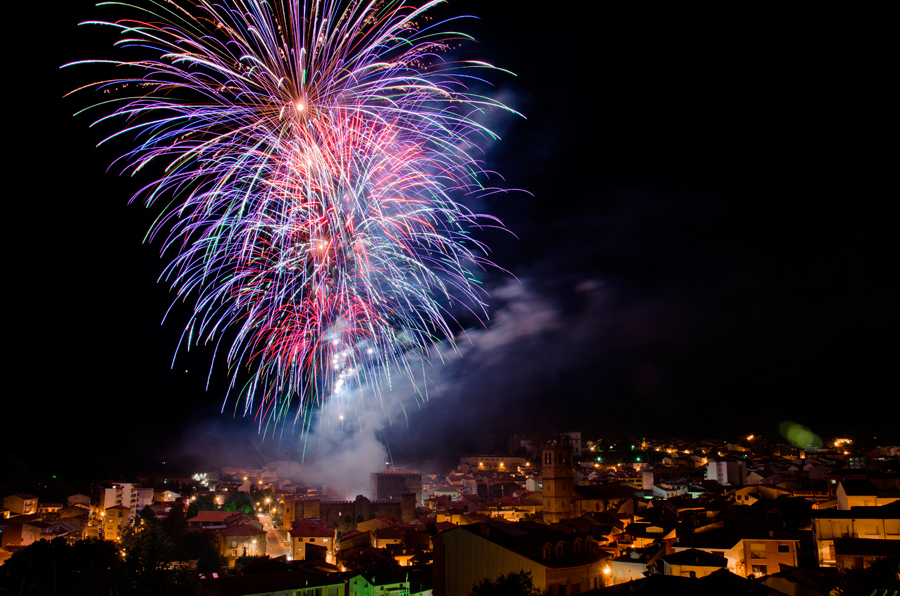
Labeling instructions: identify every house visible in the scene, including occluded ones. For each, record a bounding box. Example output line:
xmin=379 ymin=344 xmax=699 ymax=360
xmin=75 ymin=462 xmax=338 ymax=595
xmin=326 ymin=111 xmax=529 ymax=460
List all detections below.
xmin=658 ymin=548 xmax=727 ymax=578
xmin=761 ymin=565 xmax=845 ymax=596
xmin=348 ymin=567 xmax=432 ymax=596
xmin=726 ymin=485 xmax=791 ymax=506
xmin=201 ymin=569 xmax=345 ymax=596
xmin=836 ymin=479 xmax=900 ymax=510
xmin=811 ymin=501 xmax=900 ymax=566
xmin=618 ymin=520 xmax=676 ymax=549
xmin=833 ymin=537 xmax=900 ymax=570
xmin=706 ymin=459 xmax=748 ymax=487
xmin=97 ymin=483 xmax=154 ymax=521
xmin=2 ymin=494 xmax=38 ymax=516
xmin=187 ymin=510 xmax=260 ymax=530
xmin=37 ymin=503 xmax=62 ymax=516
xmin=433 ymin=521 xmax=608 ymax=596
xmin=671 ymin=527 xmax=800 ymax=577
xmin=215 ymin=523 xmax=267 ymax=567
xmin=0 ymin=523 xmax=43 ymax=548
xmin=290 ymin=518 xmax=337 ymax=564
xmin=67 ymin=494 xmax=91 ymax=507
xmin=103 ymin=505 xmax=129 ymax=542
xmin=609 ymin=544 xmax=665 ymax=584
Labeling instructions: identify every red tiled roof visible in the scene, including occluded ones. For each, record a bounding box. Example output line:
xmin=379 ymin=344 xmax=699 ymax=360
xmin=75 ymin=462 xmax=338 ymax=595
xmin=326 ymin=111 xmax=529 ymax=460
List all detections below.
xmin=374 ymin=528 xmax=403 ymax=540
xmin=433 ymin=522 xmax=456 ymax=532
xmin=187 ymin=511 xmax=234 ymax=523
xmin=218 ymin=523 xmax=267 ymax=537
xmin=290 ymin=519 xmax=334 ymax=538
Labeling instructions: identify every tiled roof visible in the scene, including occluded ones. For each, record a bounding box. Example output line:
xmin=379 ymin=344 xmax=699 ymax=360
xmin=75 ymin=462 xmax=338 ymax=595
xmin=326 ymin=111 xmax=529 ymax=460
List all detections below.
xmin=187 ymin=511 xmax=234 ymax=523
xmin=661 ymin=548 xmax=728 ymax=567
xmin=217 ymin=523 xmax=267 ymax=537
xmin=290 ymin=521 xmax=334 ymax=538
xmin=449 ymin=521 xmax=606 ymax=570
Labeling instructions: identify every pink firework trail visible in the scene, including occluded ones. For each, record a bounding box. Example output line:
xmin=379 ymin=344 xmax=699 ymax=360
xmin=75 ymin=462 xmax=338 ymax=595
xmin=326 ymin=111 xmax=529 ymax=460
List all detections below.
xmin=65 ymin=0 xmax=518 ymax=434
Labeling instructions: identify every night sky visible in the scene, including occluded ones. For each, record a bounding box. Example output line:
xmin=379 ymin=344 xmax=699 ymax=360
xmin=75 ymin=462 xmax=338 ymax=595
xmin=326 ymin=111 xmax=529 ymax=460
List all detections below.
xmin=8 ymin=2 xmax=896 ymax=482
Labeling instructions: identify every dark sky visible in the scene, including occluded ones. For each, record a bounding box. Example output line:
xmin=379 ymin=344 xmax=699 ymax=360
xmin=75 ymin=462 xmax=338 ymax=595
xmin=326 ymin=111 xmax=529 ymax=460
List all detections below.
xmin=8 ymin=2 xmax=896 ymax=481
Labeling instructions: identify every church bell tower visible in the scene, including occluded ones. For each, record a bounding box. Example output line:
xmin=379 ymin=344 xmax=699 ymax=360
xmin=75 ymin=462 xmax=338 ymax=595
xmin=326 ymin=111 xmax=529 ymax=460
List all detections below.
xmin=542 ymin=436 xmax=574 ymax=523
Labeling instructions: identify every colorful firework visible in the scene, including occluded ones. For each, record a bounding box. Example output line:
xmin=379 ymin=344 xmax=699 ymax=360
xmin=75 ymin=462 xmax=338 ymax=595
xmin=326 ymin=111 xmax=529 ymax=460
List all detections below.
xmin=65 ymin=0 xmax=517 ymax=433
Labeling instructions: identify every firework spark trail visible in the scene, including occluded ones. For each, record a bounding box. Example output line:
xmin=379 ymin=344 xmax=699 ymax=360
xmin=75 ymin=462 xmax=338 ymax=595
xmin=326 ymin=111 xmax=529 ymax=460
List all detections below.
xmin=65 ymin=0 xmax=518 ymax=434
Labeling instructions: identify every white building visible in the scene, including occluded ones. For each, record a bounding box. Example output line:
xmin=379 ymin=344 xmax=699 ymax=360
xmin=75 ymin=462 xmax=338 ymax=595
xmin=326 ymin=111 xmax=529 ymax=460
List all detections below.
xmin=99 ymin=483 xmax=154 ymax=521
xmin=706 ymin=459 xmax=747 ymax=486
xmin=564 ymin=431 xmax=583 ymax=457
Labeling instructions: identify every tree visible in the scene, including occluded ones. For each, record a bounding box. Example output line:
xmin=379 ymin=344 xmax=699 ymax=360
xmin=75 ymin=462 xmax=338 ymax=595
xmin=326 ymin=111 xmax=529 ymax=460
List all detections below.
xmin=162 ymin=500 xmax=188 ymax=545
xmin=0 ymin=537 xmax=124 ymax=596
xmin=187 ymin=494 xmax=217 ymax=518
xmin=234 ymin=554 xmax=265 ymax=571
xmin=470 ymin=571 xmax=546 ymax=596
xmin=222 ymin=491 xmax=254 ymax=514
xmin=139 ymin=505 xmax=157 ymax=523
xmin=522 ymin=511 xmax=545 ymax=524
xmin=123 ymin=522 xmax=176 ymax=595
xmin=197 ymin=542 xmax=225 ymax=576
xmin=836 ymin=556 xmax=900 ymax=595
xmin=0 ymin=535 xmax=206 ymax=596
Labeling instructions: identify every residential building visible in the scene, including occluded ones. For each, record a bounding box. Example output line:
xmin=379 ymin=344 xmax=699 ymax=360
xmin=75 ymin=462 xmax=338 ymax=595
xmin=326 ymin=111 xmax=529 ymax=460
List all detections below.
xmin=834 ymin=537 xmax=900 ymax=570
xmin=37 ymin=503 xmax=62 ymax=516
xmin=187 ymin=510 xmax=260 ymax=530
xmin=610 ymin=545 xmax=665 ymax=584
xmin=348 ymin=568 xmax=431 ymax=596
xmin=811 ymin=501 xmax=900 ymax=566
xmin=458 ymin=456 xmax=527 ymax=472
xmin=0 ymin=523 xmax=43 ymax=548
xmin=284 ymin=493 xmax=416 ymax=531
xmin=103 ymin=505 xmax=129 ymax=542
xmin=201 ymin=569 xmax=345 ymax=596
xmin=836 ymin=479 xmax=900 ymax=510
xmin=2 ymin=494 xmax=38 ymax=516
xmin=433 ymin=521 xmax=608 ymax=596
xmin=563 ymin=432 xmax=583 ymax=457
xmin=216 ymin=523 xmax=267 ymax=568
xmin=290 ymin=518 xmax=337 ymax=564
xmin=67 ymin=494 xmax=90 ymax=507
xmin=371 ymin=471 xmax=423 ymax=505
xmin=705 ymin=459 xmax=747 ymax=486
xmin=671 ymin=528 xmax=799 ymax=578
xmin=658 ymin=548 xmax=727 ymax=578
xmin=97 ymin=482 xmax=154 ymax=521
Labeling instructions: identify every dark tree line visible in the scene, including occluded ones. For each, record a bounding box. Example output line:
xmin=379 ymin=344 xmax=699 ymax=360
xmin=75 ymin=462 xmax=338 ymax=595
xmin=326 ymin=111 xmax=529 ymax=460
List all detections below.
xmin=0 ymin=535 xmax=207 ymax=596
xmin=0 ymin=502 xmax=226 ymax=596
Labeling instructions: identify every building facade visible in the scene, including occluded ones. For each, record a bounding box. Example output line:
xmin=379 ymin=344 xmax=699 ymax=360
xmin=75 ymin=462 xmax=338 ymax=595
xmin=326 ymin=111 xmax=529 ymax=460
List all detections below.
xmin=284 ymin=493 xmax=416 ymax=532
xmin=434 ymin=521 xmax=607 ymax=596
xmin=371 ymin=471 xmax=423 ymax=504
xmin=542 ymin=437 xmax=575 ymax=524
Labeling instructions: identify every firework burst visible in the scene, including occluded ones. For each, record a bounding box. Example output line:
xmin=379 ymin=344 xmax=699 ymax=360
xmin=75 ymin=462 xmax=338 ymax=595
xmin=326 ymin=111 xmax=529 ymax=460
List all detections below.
xmin=65 ymin=0 xmax=518 ymax=433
